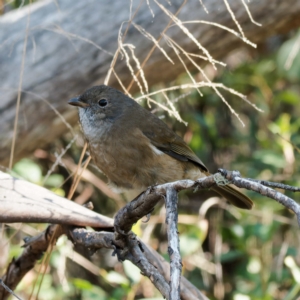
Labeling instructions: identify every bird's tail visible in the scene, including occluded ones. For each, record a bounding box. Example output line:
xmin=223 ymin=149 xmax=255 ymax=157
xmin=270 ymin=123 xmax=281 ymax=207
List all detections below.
xmin=212 ymin=184 xmax=253 ymax=209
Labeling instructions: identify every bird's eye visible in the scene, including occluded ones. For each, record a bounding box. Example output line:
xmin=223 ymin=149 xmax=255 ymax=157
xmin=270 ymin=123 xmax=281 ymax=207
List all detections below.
xmin=98 ymin=99 xmax=108 ymax=107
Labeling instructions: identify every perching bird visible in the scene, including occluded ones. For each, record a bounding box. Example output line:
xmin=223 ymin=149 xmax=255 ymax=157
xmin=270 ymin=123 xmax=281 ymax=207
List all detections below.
xmin=68 ymin=85 xmax=253 ymax=209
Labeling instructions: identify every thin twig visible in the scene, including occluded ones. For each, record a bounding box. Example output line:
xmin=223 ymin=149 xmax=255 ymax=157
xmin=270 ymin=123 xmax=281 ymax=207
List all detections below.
xmin=244 ymin=178 xmax=300 ymax=192
xmin=9 ymin=1 xmax=31 ymax=169
xmin=0 ymin=224 xmax=64 ymax=300
xmin=0 ymin=280 xmax=22 ymax=300
xmin=126 ymin=0 xmax=187 ymax=92
xmin=218 ymin=169 xmax=300 ymax=226
xmin=165 ymin=187 xmax=181 ymax=300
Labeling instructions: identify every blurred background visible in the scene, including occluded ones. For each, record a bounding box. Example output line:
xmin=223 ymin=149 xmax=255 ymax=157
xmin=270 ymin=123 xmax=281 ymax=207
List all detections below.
xmin=1 ymin=0 xmax=300 ymax=299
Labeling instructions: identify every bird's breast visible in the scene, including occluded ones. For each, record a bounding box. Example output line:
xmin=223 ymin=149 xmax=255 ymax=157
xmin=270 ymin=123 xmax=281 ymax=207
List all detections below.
xmin=85 ymin=126 xmax=206 ymax=197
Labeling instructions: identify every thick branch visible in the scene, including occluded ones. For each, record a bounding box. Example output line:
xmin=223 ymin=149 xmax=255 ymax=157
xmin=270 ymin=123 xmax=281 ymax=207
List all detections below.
xmin=2 ymin=169 xmax=300 ymax=299
xmin=70 ymin=228 xmax=207 ymax=300
xmin=0 ymin=224 xmax=64 ymax=300
xmin=0 ymin=171 xmax=114 ymax=228
xmin=114 ymin=176 xmax=215 ymax=235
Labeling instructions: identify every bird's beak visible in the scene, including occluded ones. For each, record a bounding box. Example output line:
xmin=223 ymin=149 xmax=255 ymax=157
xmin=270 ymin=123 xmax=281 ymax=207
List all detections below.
xmin=68 ymin=97 xmax=90 ymax=108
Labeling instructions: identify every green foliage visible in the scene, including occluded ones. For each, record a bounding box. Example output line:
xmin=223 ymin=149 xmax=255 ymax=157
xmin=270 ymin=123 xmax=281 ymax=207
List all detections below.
xmin=12 ymin=158 xmax=66 ymax=196
xmin=277 ymin=31 xmax=300 ymax=81
xmin=72 ymin=278 xmax=107 ymax=299
xmin=12 ymin=158 xmax=43 ymax=184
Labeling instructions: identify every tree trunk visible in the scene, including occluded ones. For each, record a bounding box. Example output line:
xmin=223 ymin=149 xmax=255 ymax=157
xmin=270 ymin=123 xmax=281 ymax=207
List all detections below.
xmin=1 ymin=0 xmax=299 ymax=166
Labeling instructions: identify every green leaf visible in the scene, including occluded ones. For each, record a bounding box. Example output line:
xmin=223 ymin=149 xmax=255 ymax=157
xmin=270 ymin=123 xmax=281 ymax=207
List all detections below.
xmin=220 ymin=250 xmax=244 ymax=263
xmin=44 ymin=174 xmax=64 ymax=187
xmin=50 ymin=187 xmax=65 ymax=197
xmin=12 ymin=158 xmax=42 ymax=184
xmin=123 ymin=260 xmax=141 ymax=283
xmin=72 ymin=278 xmax=93 ymax=290
xmin=105 ymin=271 xmax=129 ymax=285
xmin=277 ymin=91 xmax=299 ymax=105
xmin=253 ymin=150 xmax=285 ymax=168
xmin=72 ymin=278 xmax=107 ymax=298
xmin=230 ymin=224 xmax=245 ymax=238
xmin=277 ymin=31 xmax=300 ymax=81
xmin=180 ymin=234 xmax=201 ymax=256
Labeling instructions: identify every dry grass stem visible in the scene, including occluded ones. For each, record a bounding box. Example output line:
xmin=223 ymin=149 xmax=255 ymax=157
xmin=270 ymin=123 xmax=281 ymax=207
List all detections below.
xmin=276 ymin=133 xmax=300 ymax=153
xmin=112 ymin=68 xmax=133 ymax=97
xmin=132 ymin=23 xmax=174 ymax=64
xmin=185 ymin=52 xmax=226 ymax=66
xmin=126 ymin=0 xmax=187 ymax=92
xmin=178 ymin=20 xmax=257 ymax=48
xmin=65 ymin=249 xmax=101 ymax=276
xmin=147 ymin=96 xmax=187 ymax=125
xmin=171 ymin=92 xmax=192 ymax=104
xmin=36 ymin=25 xmax=113 ymax=56
xmin=9 ymin=2 xmax=31 ymax=169
xmin=162 ymin=91 xmax=185 ymax=125
xmin=121 ymin=43 xmax=145 ymax=95
xmin=241 ymin=0 xmax=262 ymax=26
xmin=181 ymin=44 xmax=246 ymax=126
xmin=137 ymin=81 xmax=263 ymax=114
xmin=125 ymin=43 xmax=149 ymax=92
xmin=146 ymin=0 xmax=155 ymax=18
xmin=154 ymin=0 xmax=216 ymax=69
xmin=29 ymin=225 xmax=60 ymax=300
xmin=165 ymin=35 xmax=263 ymax=116
xmin=42 ymin=134 xmax=78 ymax=186
xmin=68 ymin=142 xmax=88 ymax=199
xmin=223 ymin=0 xmax=245 ymax=37
xmin=198 ymin=0 xmax=209 ymax=13
xmin=68 ymin=152 xmax=91 ymax=200
xmin=105 ymin=0 xmax=143 ymax=85
xmin=165 ymin=36 xmax=203 ymax=97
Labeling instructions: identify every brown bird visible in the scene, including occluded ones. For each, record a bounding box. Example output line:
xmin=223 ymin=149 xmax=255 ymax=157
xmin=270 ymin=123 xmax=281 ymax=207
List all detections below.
xmin=68 ymin=85 xmax=253 ymax=209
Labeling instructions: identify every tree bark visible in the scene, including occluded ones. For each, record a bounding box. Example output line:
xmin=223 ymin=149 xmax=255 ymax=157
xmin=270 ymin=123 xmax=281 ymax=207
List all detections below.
xmin=0 ymin=171 xmax=114 ymax=227
xmin=0 ymin=0 xmax=300 ymax=166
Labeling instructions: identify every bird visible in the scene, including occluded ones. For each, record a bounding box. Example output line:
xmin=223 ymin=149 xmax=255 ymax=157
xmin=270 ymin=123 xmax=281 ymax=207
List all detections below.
xmin=68 ymin=85 xmax=253 ymax=209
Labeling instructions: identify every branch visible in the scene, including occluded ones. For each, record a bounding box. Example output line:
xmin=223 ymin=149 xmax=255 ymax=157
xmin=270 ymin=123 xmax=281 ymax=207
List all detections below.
xmin=2 ymin=169 xmax=300 ymax=299
xmin=244 ymin=178 xmax=300 ymax=192
xmin=0 ymin=171 xmax=113 ymax=228
xmin=0 ymin=224 xmax=65 ymax=300
xmin=70 ymin=228 xmax=208 ymax=300
xmin=113 ymin=169 xmax=300 ymax=299
xmin=218 ymin=169 xmax=300 ymax=226
xmin=165 ymin=187 xmax=181 ymax=300
xmin=114 ymin=176 xmax=214 ymax=235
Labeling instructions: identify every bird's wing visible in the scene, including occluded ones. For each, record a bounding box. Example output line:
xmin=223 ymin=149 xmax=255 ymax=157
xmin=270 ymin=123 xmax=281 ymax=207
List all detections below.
xmin=140 ymin=115 xmax=208 ymax=172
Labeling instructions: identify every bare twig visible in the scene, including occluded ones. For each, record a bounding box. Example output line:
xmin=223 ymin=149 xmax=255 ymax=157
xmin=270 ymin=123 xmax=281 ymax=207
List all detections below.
xmin=69 ymin=228 xmax=206 ymax=300
xmin=0 ymin=224 xmax=64 ymax=300
xmin=9 ymin=1 xmax=31 ymax=169
xmin=0 ymin=280 xmax=22 ymax=300
xmin=165 ymin=187 xmax=181 ymax=300
xmin=2 ymin=168 xmax=300 ymax=299
xmin=218 ymin=169 xmax=300 ymax=225
xmin=114 ymin=175 xmax=215 ymax=236
xmin=126 ymin=235 xmax=170 ymax=299
xmin=244 ymin=178 xmax=300 ymax=192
